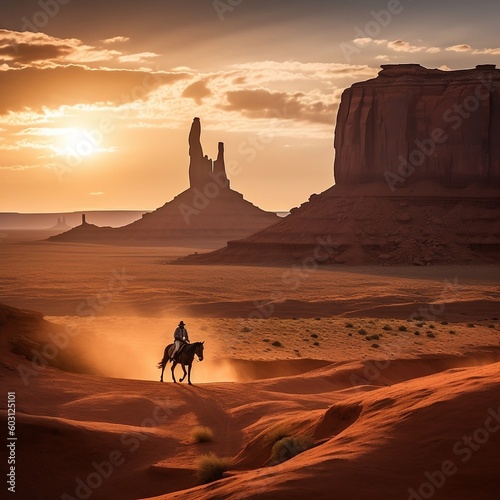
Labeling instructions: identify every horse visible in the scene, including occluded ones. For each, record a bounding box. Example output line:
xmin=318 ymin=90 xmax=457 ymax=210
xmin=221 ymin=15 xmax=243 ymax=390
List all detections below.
xmin=157 ymin=341 xmax=204 ymax=385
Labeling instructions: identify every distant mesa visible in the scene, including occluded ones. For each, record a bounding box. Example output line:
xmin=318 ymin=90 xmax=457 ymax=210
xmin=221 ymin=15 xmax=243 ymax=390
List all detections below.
xmin=178 ymin=64 xmax=500 ymax=265
xmin=335 ymin=63 xmax=500 ymax=187
xmin=48 ymin=118 xmax=279 ymax=247
xmin=49 ymin=215 xmax=72 ymax=231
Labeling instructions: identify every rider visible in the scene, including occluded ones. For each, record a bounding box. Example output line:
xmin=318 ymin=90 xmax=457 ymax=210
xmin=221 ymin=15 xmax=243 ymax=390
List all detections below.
xmin=172 ymin=320 xmax=189 ymax=360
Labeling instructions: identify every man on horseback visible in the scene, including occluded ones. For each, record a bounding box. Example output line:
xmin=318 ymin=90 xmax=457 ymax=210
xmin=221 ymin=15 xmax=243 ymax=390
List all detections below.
xmin=171 ymin=320 xmax=189 ymax=361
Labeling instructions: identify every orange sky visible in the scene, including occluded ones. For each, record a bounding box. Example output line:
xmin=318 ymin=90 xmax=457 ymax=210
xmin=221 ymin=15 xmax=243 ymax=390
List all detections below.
xmin=1 ymin=1 xmax=499 ymax=212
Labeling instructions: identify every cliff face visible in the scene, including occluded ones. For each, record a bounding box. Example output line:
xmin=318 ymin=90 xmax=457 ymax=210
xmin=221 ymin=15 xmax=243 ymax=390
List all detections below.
xmin=178 ymin=65 xmax=500 ymax=266
xmin=334 ymin=64 xmax=500 ymax=189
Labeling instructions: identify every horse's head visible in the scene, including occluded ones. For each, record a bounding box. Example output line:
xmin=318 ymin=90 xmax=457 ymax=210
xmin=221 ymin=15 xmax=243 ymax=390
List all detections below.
xmin=195 ymin=341 xmax=204 ymax=361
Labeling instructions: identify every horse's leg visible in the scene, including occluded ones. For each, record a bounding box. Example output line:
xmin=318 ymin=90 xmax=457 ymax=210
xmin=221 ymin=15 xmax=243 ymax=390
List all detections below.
xmin=171 ymin=361 xmax=177 ymax=383
xmin=179 ymin=363 xmax=187 ymax=383
xmin=160 ymin=360 xmax=165 ymax=382
xmin=187 ymin=362 xmax=193 ymax=385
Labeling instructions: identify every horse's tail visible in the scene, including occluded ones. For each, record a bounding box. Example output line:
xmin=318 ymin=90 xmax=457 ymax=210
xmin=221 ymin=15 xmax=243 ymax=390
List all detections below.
xmin=157 ymin=355 xmax=168 ymax=369
xmin=158 ymin=344 xmax=174 ymax=368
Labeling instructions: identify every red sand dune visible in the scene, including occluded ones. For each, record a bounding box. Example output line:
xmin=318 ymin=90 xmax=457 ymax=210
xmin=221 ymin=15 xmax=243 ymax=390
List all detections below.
xmin=2 ymin=304 xmax=500 ymax=499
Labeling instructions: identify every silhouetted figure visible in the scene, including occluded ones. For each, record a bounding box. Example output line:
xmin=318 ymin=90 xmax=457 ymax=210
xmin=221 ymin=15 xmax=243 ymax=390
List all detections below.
xmin=158 ymin=340 xmax=204 ymax=384
xmin=171 ymin=320 xmax=189 ymax=360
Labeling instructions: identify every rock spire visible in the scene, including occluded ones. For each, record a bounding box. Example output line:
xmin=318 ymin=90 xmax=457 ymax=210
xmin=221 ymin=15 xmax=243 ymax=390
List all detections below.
xmin=188 ymin=117 xmax=229 ymax=190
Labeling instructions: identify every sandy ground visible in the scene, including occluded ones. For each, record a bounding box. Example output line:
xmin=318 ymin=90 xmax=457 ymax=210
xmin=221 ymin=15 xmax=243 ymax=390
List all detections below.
xmin=0 ymin=240 xmax=499 ymax=499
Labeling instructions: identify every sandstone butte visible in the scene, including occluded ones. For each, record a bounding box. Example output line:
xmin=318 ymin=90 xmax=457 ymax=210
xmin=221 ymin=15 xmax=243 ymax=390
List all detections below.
xmin=48 ymin=118 xmax=279 ymax=247
xmin=179 ymin=64 xmax=500 ymax=266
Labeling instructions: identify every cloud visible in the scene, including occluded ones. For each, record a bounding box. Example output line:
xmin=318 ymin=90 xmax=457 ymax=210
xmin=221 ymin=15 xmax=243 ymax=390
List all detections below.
xmin=472 ymin=47 xmax=500 ymax=55
xmin=223 ymin=88 xmax=337 ymax=125
xmin=101 ymin=36 xmax=130 ymax=44
xmin=354 ymin=38 xmax=440 ymax=55
xmin=387 ymin=39 xmax=426 ymax=53
xmin=446 ymin=44 xmax=472 ymax=52
xmin=90 ymin=192 xmax=105 ymax=195
xmin=0 ymin=163 xmax=54 ymax=170
xmin=230 ymin=60 xmax=375 ymax=82
xmin=117 ymin=52 xmax=160 ymax=63
xmin=445 ymin=43 xmax=500 ymax=55
xmin=0 ymin=30 xmax=159 ymax=69
xmin=0 ymin=65 xmax=189 ymax=114
xmin=354 ymin=37 xmax=386 ymax=47
xmin=182 ymin=79 xmax=212 ymax=104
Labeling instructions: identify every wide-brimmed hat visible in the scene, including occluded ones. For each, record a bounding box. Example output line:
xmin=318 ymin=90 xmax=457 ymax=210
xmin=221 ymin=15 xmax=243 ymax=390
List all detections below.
xmin=178 ymin=321 xmax=185 ymax=327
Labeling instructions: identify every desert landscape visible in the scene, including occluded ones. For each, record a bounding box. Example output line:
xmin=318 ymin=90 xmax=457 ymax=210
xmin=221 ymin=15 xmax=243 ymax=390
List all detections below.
xmin=1 ymin=241 xmax=499 ymax=499
xmin=1 ymin=1 xmax=500 ymax=500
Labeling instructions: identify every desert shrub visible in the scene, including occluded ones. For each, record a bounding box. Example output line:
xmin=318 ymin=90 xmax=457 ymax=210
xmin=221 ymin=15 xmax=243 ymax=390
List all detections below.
xmin=271 ymin=436 xmax=314 ymax=464
xmin=242 ymin=326 xmax=252 ymax=333
xmin=358 ymin=329 xmax=367 ymax=335
xmin=345 ymin=322 xmax=354 ymax=328
xmin=263 ymin=338 xmax=270 ymax=342
xmin=371 ymin=334 xmax=380 ymax=340
xmin=449 ymin=330 xmax=456 ymax=334
xmin=314 ymin=317 xmax=321 ymax=321
xmin=196 ymin=453 xmax=232 ymax=484
xmin=371 ymin=343 xmax=380 ymax=348
xmin=414 ymin=331 xmax=420 ymax=335
xmin=191 ymin=426 xmax=214 ymax=443
xmin=271 ymin=341 xmax=282 ymax=347
xmin=429 ymin=324 xmax=435 ymax=329
xmin=427 ymin=332 xmax=436 ymax=338
xmin=416 ymin=322 xmax=425 ymax=327
xmin=488 ymin=324 xmax=495 ymax=328
xmin=467 ymin=323 xmax=475 ymax=328
xmin=313 ymin=341 xmax=319 ymax=346
xmin=266 ymin=425 xmax=293 ymax=444
xmin=310 ymin=333 xmax=318 ymax=338
xmin=382 ymin=325 xmax=392 ymax=331
xmin=441 ymin=321 xmax=448 ymax=325
xmin=347 ymin=333 xmax=352 ymax=336
xmin=398 ymin=325 xmax=407 ymax=332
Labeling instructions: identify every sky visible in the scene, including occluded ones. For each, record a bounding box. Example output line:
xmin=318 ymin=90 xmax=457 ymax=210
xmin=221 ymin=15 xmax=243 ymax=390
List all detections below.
xmin=1 ymin=0 xmax=499 ymax=213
